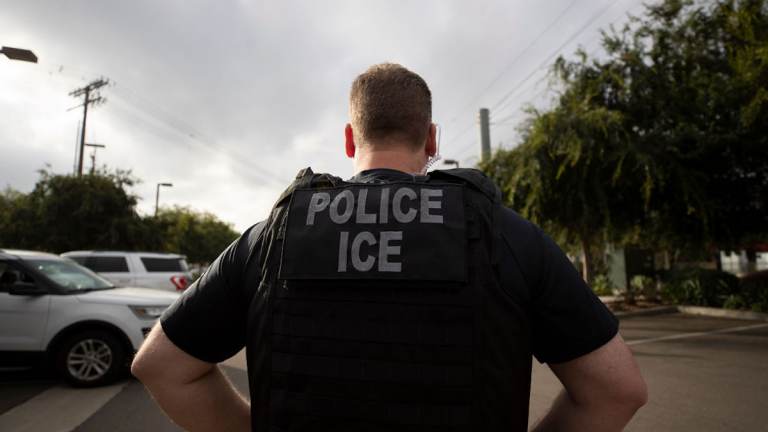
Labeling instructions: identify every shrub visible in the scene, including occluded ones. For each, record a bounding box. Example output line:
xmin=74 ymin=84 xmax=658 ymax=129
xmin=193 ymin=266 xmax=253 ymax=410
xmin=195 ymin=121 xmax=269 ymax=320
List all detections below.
xmin=723 ymin=294 xmax=748 ymax=310
xmin=591 ymin=274 xmax=615 ymax=296
xmin=631 ymin=275 xmax=658 ymax=301
xmin=660 ymin=268 xmax=740 ymax=307
xmin=738 ymin=270 xmax=768 ymax=313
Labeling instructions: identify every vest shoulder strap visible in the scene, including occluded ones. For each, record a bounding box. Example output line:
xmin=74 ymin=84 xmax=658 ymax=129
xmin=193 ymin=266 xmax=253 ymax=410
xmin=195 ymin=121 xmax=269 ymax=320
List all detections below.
xmin=428 ymin=168 xmax=501 ymax=203
xmin=274 ymin=167 xmax=345 ymax=207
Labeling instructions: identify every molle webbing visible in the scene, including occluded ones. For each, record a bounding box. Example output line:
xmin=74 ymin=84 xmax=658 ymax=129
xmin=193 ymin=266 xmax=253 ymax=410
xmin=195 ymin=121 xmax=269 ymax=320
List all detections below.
xmin=269 ymin=285 xmax=476 ymax=430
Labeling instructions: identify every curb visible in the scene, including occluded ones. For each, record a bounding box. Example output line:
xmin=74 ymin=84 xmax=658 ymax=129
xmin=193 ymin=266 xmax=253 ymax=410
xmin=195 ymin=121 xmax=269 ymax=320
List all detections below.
xmin=677 ymin=305 xmax=768 ymax=322
xmin=613 ymin=306 xmax=679 ymax=319
xmin=598 ymin=295 xmax=622 ymax=304
xmin=608 ymin=304 xmax=768 ymax=321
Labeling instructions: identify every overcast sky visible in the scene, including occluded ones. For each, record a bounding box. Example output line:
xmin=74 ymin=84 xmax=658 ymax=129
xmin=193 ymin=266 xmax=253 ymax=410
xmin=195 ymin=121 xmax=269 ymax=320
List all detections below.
xmin=1 ymin=0 xmax=648 ymax=232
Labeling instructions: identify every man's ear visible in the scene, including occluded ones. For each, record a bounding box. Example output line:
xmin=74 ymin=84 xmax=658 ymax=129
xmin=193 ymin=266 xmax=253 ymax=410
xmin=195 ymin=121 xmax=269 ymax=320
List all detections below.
xmin=345 ymin=124 xmax=355 ymax=158
xmin=425 ymin=123 xmax=437 ymax=157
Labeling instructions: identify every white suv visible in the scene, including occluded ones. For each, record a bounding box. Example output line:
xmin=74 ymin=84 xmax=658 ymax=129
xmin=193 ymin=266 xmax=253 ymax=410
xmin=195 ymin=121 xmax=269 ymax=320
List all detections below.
xmin=62 ymin=251 xmax=193 ymax=292
xmin=0 ymin=249 xmax=179 ymax=386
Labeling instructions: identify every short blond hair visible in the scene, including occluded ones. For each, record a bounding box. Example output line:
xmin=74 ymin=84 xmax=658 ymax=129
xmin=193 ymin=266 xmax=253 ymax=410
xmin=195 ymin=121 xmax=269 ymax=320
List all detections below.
xmin=349 ymin=63 xmax=432 ymax=147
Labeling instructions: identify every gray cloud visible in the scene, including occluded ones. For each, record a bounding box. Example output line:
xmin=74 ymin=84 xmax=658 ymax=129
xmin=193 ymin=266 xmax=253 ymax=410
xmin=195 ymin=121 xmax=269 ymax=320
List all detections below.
xmin=1 ymin=0 xmax=646 ymax=230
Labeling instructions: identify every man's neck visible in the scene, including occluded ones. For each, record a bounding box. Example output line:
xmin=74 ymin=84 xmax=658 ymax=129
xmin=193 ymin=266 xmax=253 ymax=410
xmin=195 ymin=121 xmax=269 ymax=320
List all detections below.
xmin=353 ymin=148 xmax=426 ymax=175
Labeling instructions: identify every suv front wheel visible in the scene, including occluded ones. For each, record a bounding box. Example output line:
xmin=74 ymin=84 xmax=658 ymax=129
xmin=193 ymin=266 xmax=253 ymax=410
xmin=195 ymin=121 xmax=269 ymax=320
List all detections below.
xmin=54 ymin=330 xmax=126 ymax=387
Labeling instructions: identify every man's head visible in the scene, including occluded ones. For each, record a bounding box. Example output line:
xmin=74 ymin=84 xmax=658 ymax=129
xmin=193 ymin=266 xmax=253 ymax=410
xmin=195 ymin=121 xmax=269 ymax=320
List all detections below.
xmin=346 ymin=63 xmax=436 ymax=171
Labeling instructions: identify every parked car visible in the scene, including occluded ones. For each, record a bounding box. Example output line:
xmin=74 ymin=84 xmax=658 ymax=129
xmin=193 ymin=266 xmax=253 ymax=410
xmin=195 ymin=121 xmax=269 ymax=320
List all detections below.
xmin=61 ymin=251 xmax=193 ymax=292
xmin=0 ymin=249 xmax=179 ymax=386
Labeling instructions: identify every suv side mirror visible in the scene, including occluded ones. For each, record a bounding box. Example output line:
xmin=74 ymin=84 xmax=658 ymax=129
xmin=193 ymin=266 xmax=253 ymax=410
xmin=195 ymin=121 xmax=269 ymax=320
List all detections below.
xmin=9 ymin=282 xmax=47 ymax=296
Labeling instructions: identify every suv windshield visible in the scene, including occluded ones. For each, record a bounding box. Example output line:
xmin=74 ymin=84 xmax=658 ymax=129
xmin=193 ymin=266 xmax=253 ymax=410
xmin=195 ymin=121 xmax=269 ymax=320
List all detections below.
xmin=27 ymin=259 xmax=114 ymax=291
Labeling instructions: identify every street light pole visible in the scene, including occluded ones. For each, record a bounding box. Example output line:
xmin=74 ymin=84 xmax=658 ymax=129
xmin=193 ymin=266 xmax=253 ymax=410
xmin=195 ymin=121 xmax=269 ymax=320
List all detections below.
xmin=155 ymin=183 xmax=173 ymax=217
xmin=0 ymin=46 xmax=37 ymax=63
xmin=443 ymin=159 xmax=460 ymax=169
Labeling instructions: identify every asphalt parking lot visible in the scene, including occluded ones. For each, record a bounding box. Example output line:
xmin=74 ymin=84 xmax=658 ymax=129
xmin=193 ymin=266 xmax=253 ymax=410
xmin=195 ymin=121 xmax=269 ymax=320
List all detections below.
xmin=1 ymin=312 xmax=767 ymax=432
xmin=531 ymin=313 xmax=768 ymax=431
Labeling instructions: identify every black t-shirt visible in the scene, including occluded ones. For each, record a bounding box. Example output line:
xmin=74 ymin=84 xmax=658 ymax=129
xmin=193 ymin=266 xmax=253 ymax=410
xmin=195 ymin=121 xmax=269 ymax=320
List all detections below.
xmin=160 ymin=168 xmax=618 ymax=407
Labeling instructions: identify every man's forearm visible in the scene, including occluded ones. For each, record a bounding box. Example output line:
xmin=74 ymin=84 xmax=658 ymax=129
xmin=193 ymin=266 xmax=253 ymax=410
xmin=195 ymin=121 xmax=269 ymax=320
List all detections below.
xmin=531 ymin=390 xmax=640 ymax=432
xmin=142 ymin=365 xmax=250 ymax=432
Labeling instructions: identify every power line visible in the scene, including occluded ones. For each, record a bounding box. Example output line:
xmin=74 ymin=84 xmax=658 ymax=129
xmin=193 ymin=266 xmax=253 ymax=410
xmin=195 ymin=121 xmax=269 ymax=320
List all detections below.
xmin=443 ymin=121 xmax=476 ymax=147
xmin=26 ymin=60 xmax=290 ymax=186
xmin=108 ymin=82 xmax=288 ymax=185
xmin=489 ymin=0 xmax=632 ymax=115
xmin=489 ymin=3 xmax=645 ymax=147
xmin=491 ymin=69 xmax=551 ymax=120
xmin=444 ymin=0 xmax=635 ymax=153
xmin=492 ymin=85 xmax=552 ymax=125
xmin=491 ymin=4 xmax=641 ymax=121
xmin=468 ymin=23 xmax=637 ymax=159
xmin=106 ymin=92 xmax=283 ymax=187
xmin=442 ymin=0 xmax=580 ymax=130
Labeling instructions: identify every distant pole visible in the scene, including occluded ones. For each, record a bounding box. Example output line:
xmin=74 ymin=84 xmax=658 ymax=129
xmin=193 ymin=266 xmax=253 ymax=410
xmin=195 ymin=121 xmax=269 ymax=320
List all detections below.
xmin=84 ymin=143 xmax=105 ymax=175
xmin=78 ymin=90 xmax=90 ymax=175
xmin=155 ymin=183 xmax=173 ymax=217
xmin=479 ymin=108 xmax=491 ymax=162
xmin=74 ymin=120 xmax=81 ymax=175
xmin=69 ymin=78 xmax=109 ymax=176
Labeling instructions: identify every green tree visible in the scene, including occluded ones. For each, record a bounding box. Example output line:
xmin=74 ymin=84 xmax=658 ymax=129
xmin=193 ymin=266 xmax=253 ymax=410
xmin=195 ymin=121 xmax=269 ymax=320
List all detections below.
xmin=482 ymin=0 xmax=768 ymax=280
xmin=0 ymin=187 xmax=34 ymax=248
xmin=595 ymin=0 xmax=768 ymax=252
xmin=152 ymin=206 xmax=239 ymax=264
xmin=480 ymin=77 xmax=634 ymax=284
xmin=0 ymin=169 xmax=152 ymax=252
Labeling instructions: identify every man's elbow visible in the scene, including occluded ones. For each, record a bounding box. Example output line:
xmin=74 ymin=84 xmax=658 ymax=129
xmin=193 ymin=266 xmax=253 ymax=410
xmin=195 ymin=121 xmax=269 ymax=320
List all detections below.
xmin=131 ymin=324 xmax=169 ymax=384
xmin=131 ymin=345 xmax=162 ymax=384
xmin=578 ymin=371 xmax=648 ymax=414
xmin=614 ymin=373 xmax=649 ymax=413
xmin=631 ymin=377 xmax=649 ymax=409
xmin=130 ymin=349 xmax=150 ymax=381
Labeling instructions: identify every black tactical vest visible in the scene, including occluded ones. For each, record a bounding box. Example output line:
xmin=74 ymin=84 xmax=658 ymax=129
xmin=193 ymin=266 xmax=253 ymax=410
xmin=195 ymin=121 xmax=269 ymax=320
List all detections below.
xmin=245 ymin=168 xmax=533 ymax=431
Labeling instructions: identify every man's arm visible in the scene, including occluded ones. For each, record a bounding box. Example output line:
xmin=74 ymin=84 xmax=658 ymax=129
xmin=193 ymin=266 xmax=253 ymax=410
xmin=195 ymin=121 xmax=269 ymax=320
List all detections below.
xmin=131 ymin=324 xmax=250 ymax=432
xmin=531 ymin=333 xmax=647 ymax=432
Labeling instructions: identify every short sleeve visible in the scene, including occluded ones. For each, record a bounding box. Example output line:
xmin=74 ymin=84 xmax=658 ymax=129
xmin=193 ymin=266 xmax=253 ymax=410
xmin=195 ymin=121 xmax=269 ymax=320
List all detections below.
xmin=498 ymin=208 xmax=618 ymax=364
xmin=160 ymin=222 xmax=265 ymax=363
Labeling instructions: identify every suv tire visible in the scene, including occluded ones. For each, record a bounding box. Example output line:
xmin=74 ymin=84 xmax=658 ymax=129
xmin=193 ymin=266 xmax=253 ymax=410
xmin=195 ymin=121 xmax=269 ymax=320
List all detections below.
xmin=54 ymin=330 xmax=126 ymax=387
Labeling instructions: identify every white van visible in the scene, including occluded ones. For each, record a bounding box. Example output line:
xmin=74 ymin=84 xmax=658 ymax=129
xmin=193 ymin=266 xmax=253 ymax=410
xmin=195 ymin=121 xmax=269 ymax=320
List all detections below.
xmin=62 ymin=251 xmax=193 ymax=292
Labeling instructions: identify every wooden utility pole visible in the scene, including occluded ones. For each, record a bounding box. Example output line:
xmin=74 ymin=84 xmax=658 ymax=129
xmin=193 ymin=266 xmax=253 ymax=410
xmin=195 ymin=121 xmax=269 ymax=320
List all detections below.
xmin=69 ymin=78 xmax=109 ymax=176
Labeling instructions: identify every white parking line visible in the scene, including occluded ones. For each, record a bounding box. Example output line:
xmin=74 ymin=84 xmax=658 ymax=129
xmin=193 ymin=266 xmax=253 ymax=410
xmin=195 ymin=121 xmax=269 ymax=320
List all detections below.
xmin=0 ymin=382 xmax=126 ymax=432
xmin=627 ymin=322 xmax=768 ymax=346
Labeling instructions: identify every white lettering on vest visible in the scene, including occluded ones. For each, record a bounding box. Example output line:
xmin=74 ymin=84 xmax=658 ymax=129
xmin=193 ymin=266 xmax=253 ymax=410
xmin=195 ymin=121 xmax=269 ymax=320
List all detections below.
xmin=304 ymin=187 xmax=447 ymax=226
xmin=378 ymin=231 xmax=402 ymax=272
xmin=420 ymin=189 xmax=444 ymax=223
xmin=350 ymin=231 xmax=376 ymax=271
xmin=355 ymin=189 xmax=376 ymax=224
xmin=329 ymin=190 xmax=354 ymax=224
xmin=306 ymin=192 xmax=331 ymax=225
xmin=392 ymin=187 xmax=417 ymax=223
xmin=379 ymin=187 xmax=389 ymax=224
xmin=337 ymin=231 xmax=349 ymax=272
xmin=337 ymin=231 xmax=404 ymax=273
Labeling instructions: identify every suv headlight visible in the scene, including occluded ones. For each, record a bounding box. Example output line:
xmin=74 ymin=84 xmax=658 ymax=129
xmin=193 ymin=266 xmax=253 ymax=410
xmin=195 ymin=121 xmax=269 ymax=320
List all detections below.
xmin=129 ymin=305 xmax=167 ymax=320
